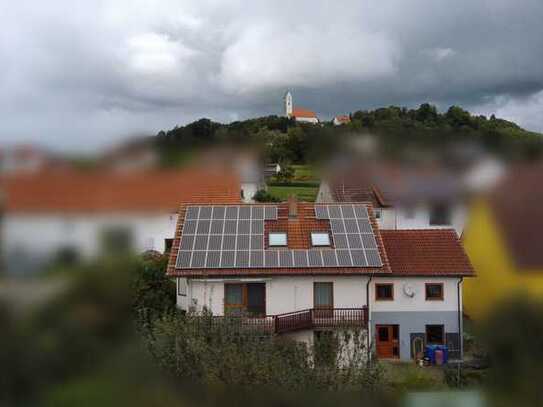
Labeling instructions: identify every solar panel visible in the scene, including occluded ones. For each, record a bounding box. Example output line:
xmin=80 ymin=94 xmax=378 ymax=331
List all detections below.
xmin=357 ymin=219 xmax=373 ymax=234
xmin=250 ymin=250 xmax=264 ymax=267
xmin=251 ymin=206 xmax=264 ymax=219
xmin=176 ymin=251 xmax=192 ymax=268
xmin=265 ymin=250 xmax=279 ymax=267
xmin=220 ymin=251 xmax=235 ymax=267
xmin=340 ymin=205 xmax=355 ymax=219
xmin=196 ymin=220 xmax=210 ymax=235
xmin=225 ymin=206 xmax=238 ymax=220
xmin=205 ymin=251 xmax=221 ymax=268
xmin=199 ymin=206 xmax=212 ymax=219
xmin=185 ymin=206 xmax=199 ymax=220
xmin=208 ymin=235 xmax=222 ymax=251
xmin=308 ymin=250 xmax=323 ymax=267
xmin=366 ymin=249 xmax=382 ymax=267
xmin=191 ymin=251 xmax=206 ymax=268
xmin=222 ymin=235 xmax=236 ymax=250
xmin=251 ymin=220 xmax=264 ymax=234
xmin=347 ymin=234 xmax=363 ymax=249
xmin=351 ymin=249 xmax=367 ymax=267
xmin=183 ymin=220 xmax=197 ymax=235
xmin=179 ymin=235 xmax=194 ymax=251
xmin=322 ymin=250 xmax=338 ymax=267
xmin=210 ymin=220 xmax=224 ymax=234
xmin=354 ymin=205 xmax=368 ymax=219
xmin=250 ymin=235 xmax=263 ymax=250
xmin=361 ymin=234 xmax=377 ymax=249
xmin=194 ymin=235 xmax=208 ymax=250
xmin=330 ymin=219 xmax=345 ymax=234
xmin=333 ymin=234 xmax=348 ymax=249
xmin=224 ymin=220 xmax=237 ymax=234
xmin=293 ymin=250 xmax=308 ymax=267
xmin=264 ymin=206 xmax=277 ymax=220
xmin=328 ymin=205 xmax=342 ymax=219
xmin=279 ymin=250 xmax=294 ymax=267
xmin=238 ymin=206 xmax=251 ymax=219
xmin=314 ymin=205 xmax=329 ymax=219
xmin=212 ymin=206 xmax=225 ymax=219
xmin=344 ymin=219 xmax=358 ymax=234
xmin=336 ymin=250 xmax=352 ymax=266
xmin=238 ymin=220 xmax=250 ymax=234
xmin=237 ymin=235 xmax=250 ymax=250
xmin=235 ymin=251 xmax=250 ymax=267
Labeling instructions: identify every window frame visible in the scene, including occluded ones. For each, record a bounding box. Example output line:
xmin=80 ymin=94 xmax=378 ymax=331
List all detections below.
xmin=224 ymin=283 xmax=266 ymax=316
xmin=375 ymin=283 xmax=394 ymax=301
xmin=429 ymin=203 xmax=451 ymax=226
xmin=313 ymin=282 xmax=334 ymax=309
xmin=425 ymin=283 xmax=444 ymax=301
xmin=311 ymin=232 xmax=331 ymax=247
xmin=177 ymin=278 xmax=187 ymax=296
xmin=268 ymin=232 xmax=288 ymax=247
xmin=425 ymin=324 xmax=445 ymax=345
xmin=374 ymin=209 xmax=382 ymax=219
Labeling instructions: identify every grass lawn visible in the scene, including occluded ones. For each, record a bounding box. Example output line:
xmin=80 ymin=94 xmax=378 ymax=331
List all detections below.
xmin=380 ymin=361 xmax=447 ymax=393
xmin=268 ymin=185 xmax=319 ymax=202
xmin=291 ymin=164 xmax=319 ymax=181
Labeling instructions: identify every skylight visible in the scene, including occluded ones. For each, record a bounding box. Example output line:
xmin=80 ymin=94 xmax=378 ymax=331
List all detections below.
xmin=311 ymin=232 xmax=330 ymax=246
xmin=269 ymin=232 xmax=287 ymax=246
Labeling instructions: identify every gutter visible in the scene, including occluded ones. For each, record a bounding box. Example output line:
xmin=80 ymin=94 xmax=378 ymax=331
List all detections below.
xmin=457 ymin=277 xmax=464 ymax=360
xmin=366 ymin=275 xmax=373 ymax=361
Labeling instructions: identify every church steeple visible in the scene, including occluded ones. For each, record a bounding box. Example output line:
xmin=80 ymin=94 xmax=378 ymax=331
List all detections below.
xmin=284 ymin=91 xmax=293 ymax=117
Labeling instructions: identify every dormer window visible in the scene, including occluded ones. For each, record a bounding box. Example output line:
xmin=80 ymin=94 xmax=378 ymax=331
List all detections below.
xmin=311 ymin=232 xmax=331 ymax=247
xmin=269 ymin=232 xmax=287 ymax=246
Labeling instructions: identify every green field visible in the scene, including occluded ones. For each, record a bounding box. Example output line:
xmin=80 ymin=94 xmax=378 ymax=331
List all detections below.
xmin=267 ymin=185 xmax=319 ymax=202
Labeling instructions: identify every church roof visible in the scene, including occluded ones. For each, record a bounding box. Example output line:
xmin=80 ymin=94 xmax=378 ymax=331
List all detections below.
xmin=292 ymin=107 xmax=317 ymax=118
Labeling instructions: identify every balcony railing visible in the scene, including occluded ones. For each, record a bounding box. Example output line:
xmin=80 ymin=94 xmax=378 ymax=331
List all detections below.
xmin=204 ymin=308 xmax=367 ymax=334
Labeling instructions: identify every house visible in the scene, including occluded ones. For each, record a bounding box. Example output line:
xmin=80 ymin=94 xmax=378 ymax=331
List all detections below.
xmin=333 ymin=115 xmax=351 ymax=126
xmin=317 ymin=161 xmax=467 ymax=236
xmin=284 ymin=91 xmax=319 ymax=124
xmin=463 ymin=163 xmax=543 ymax=319
xmin=166 ymin=197 xmax=473 ymax=361
xmin=263 ymin=163 xmax=282 ymax=179
xmin=0 ymin=166 xmax=241 ymax=275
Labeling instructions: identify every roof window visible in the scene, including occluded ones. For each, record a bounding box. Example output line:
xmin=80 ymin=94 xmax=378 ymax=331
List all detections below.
xmin=311 ymin=232 xmax=330 ymax=246
xmin=269 ymin=232 xmax=287 ymax=246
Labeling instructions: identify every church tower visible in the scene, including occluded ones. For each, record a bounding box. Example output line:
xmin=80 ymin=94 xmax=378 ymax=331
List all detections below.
xmin=284 ymin=91 xmax=293 ymax=117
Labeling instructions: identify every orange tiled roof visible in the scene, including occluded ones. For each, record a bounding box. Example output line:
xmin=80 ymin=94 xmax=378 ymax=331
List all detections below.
xmin=292 ymin=107 xmax=317 ymax=118
xmin=0 ymin=167 xmax=241 ymax=213
xmin=166 ymin=201 xmax=391 ymax=277
xmin=380 ymin=229 xmax=474 ymax=276
xmin=335 ymin=115 xmax=351 ymax=123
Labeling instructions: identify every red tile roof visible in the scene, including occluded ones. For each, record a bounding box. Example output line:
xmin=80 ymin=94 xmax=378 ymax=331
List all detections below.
xmin=380 ymin=229 xmax=474 ymax=276
xmin=334 ymin=115 xmax=351 ymax=123
xmin=292 ymin=107 xmax=317 ymax=119
xmin=488 ymin=163 xmax=543 ymax=269
xmin=0 ymin=167 xmax=241 ymax=213
xmin=166 ymin=202 xmax=391 ymax=277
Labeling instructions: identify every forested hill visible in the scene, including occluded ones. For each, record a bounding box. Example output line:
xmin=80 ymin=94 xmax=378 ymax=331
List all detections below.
xmin=154 ymin=104 xmax=543 ymax=166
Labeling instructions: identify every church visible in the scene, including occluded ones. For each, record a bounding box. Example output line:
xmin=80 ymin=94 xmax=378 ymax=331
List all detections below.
xmin=284 ymin=91 xmax=319 ymax=124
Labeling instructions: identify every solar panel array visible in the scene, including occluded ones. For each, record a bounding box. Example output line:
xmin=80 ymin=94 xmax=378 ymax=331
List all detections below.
xmin=176 ymin=204 xmax=382 ymax=269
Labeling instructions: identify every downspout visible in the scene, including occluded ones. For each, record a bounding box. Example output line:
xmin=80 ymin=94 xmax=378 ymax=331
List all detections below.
xmin=457 ymin=277 xmax=464 ymax=360
xmin=366 ymin=275 xmax=373 ymax=361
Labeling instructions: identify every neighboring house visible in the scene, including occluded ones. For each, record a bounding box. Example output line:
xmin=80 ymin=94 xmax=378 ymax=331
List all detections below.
xmin=263 ymin=163 xmax=281 ymax=179
xmin=0 ymin=145 xmax=68 ymax=174
xmin=317 ymin=162 xmax=467 ymax=236
xmin=333 ymin=115 xmax=351 ymax=126
xmin=463 ymin=164 xmax=543 ymax=319
xmin=0 ymin=167 xmax=240 ymax=275
xmin=166 ymin=197 xmax=473 ymax=361
xmin=284 ymin=91 xmax=319 ymax=124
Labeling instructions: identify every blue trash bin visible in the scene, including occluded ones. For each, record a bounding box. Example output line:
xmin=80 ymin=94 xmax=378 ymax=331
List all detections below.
xmin=424 ymin=345 xmax=437 ymax=365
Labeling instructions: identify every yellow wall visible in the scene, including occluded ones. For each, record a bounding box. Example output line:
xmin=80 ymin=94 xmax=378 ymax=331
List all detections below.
xmin=463 ymin=199 xmax=543 ymax=319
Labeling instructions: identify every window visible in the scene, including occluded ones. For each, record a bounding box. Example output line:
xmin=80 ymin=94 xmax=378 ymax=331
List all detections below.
xmin=425 ymin=283 xmax=444 ymax=300
xmin=426 ymin=325 xmax=445 ymax=344
xmin=100 ymin=226 xmax=133 ymax=254
xmin=429 ymin=203 xmax=451 ymax=225
xmin=164 ymin=238 xmax=174 ymax=253
xmin=375 ymin=283 xmax=394 ymax=300
xmin=224 ymin=283 xmax=266 ymax=316
xmin=314 ymin=282 xmax=334 ymax=310
xmin=269 ymin=232 xmax=287 ymax=246
xmin=311 ymin=232 xmax=330 ymax=246
xmin=178 ymin=278 xmax=187 ymax=296
xmin=374 ymin=209 xmax=382 ymax=219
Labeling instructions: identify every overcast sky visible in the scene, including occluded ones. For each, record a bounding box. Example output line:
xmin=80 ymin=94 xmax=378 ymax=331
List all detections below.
xmin=1 ymin=0 xmax=542 ymax=152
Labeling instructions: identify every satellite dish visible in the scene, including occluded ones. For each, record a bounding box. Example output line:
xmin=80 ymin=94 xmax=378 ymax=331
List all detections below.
xmin=403 ymin=283 xmax=415 ymax=298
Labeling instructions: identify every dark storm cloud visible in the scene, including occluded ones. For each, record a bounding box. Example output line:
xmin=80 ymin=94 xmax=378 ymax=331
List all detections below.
xmin=1 ymin=0 xmax=542 ymax=151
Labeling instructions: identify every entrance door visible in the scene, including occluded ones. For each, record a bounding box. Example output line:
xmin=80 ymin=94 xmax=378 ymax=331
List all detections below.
xmin=376 ymin=325 xmax=400 ymax=359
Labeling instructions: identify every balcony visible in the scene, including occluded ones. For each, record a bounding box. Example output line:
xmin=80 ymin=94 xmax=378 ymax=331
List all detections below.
xmin=207 ymin=308 xmax=367 ymax=334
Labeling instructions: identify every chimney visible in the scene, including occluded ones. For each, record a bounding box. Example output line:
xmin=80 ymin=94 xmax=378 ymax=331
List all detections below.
xmin=288 ymin=195 xmax=298 ymax=218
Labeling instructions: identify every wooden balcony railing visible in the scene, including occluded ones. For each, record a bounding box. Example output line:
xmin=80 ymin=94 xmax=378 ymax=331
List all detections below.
xmin=204 ymin=307 xmax=367 ymax=335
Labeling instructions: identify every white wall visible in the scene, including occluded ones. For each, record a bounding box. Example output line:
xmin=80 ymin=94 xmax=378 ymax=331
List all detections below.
xmin=295 ymin=117 xmax=319 ymax=124
xmin=369 ymin=277 xmax=462 ymax=312
xmin=178 ymin=275 xmax=370 ymax=315
xmin=2 ymin=212 xmax=178 ymax=271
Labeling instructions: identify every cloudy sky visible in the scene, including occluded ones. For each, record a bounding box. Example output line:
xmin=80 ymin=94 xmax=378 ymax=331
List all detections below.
xmin=1 ymin=0 xmax=542 ymax=152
